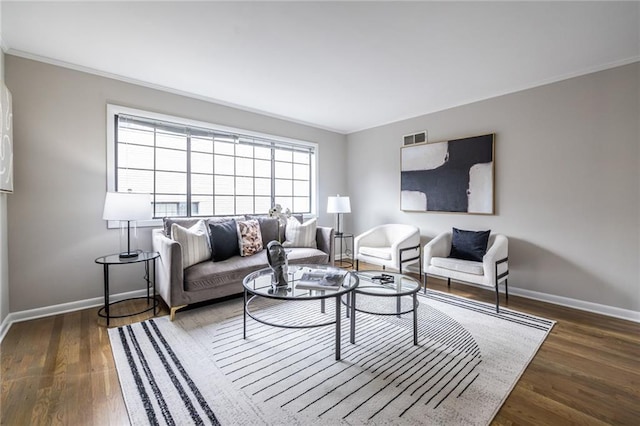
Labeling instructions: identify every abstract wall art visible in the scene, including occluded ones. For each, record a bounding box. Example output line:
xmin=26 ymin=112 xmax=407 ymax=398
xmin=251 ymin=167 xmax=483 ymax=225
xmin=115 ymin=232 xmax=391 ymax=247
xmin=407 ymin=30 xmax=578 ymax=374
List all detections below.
xmin=401 ymin=134 xmax=494 ymax=214
xmin=0 ymin=82 xmax=13 ymax=194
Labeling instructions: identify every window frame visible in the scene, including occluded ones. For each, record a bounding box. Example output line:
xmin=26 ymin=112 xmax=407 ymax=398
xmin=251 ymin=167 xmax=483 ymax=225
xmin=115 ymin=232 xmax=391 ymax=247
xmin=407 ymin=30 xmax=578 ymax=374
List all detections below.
xmin=106 ymin=104 xmax=318 ymax=228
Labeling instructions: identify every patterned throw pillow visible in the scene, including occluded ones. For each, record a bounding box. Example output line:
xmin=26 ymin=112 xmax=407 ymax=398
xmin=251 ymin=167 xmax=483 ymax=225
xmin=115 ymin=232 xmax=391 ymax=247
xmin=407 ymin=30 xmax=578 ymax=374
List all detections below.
xmin=170 ymin=220 xmax=211 ymax=268
xmin=283 ymin=217 xmax=317 ymax=248
xmin=236 ymin=219 xmax=263 ymax=256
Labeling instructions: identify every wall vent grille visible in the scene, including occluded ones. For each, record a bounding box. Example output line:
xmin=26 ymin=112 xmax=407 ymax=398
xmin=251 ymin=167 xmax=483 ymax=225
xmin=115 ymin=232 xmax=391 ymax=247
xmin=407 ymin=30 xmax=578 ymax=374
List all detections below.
xmin=403 ymin=131 xmax=427 ymax=145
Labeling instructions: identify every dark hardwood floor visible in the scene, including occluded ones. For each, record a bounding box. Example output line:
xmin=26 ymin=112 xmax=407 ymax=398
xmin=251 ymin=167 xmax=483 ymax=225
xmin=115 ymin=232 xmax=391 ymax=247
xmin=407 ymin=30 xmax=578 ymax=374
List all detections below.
xmin=1 ymin=261 xmax=638 ymax=425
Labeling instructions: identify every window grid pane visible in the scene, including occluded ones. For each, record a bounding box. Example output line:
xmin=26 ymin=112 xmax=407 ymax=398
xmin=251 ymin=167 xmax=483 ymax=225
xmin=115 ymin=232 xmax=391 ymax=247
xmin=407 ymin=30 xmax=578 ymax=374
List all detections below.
xmin=115 ymin=113 xmax=314 ymax=218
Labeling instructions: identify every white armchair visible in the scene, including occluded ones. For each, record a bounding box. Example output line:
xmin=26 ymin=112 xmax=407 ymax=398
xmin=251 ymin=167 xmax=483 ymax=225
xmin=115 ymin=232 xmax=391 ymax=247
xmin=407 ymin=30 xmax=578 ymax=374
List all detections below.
xmin=423 ymin=231 xmax=509 ymax=312
xmin=354 ymin=224 xmax=421 ymax=275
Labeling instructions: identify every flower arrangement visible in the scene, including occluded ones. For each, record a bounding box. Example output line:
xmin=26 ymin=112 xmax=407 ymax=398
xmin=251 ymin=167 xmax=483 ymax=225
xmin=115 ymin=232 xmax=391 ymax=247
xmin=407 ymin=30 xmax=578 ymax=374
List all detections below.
xmin=268 ymin=204 xmax=291 ymax=227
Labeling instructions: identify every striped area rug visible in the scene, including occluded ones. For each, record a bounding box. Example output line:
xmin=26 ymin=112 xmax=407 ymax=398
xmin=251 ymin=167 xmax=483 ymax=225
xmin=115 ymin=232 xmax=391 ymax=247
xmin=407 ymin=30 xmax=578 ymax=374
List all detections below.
xmin=109 ymin=290 xmax=554 ymax=425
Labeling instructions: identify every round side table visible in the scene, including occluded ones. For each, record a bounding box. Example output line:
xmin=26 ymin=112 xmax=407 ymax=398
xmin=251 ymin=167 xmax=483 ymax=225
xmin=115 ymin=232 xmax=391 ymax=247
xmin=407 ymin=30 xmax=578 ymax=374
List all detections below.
xmin=95 ymin=251 xmax=160 ymax=326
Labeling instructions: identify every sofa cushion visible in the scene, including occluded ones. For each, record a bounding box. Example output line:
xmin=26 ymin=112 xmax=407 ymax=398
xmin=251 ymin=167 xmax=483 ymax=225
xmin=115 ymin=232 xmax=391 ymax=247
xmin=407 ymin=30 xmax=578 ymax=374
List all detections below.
xmin=449 ymin=228 xmax=490 ymax=262
xmin=236 ymin=219 xmax=263 ymax=256
xmin=431 ymin=256 xmax=485 ymax=276
xmin=170 ymin=220 xmax=211 ymax=268
xmin=209 ymin=220 xmax=239 ymax=262
xmin=283 ymin=217 xmax=317 ymax=248
xmin=163 ymin=215 xmax=244 ymax=236
xmin=286 ymin=247 xmax=330 ymax=265
xmin=245 ymin=215 xmax=279 ymax=245
xmin=359 ymin=246 xmax=392 ymax=260
xmin=183 ymin=247 xmax=330 ymax=292
xmin=184 ymin=251 xmax=269 ymax=292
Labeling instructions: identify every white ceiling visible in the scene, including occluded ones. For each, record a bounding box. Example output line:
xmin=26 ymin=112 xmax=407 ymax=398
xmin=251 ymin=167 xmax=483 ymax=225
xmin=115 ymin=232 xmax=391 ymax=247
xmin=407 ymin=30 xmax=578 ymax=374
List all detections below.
xmin=2 ymin=1 xmax=639 ymax=134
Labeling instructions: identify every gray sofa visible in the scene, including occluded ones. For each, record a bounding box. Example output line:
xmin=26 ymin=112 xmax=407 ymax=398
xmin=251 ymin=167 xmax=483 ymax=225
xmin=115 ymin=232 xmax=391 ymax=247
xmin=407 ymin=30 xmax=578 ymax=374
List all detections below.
xmin=152 ymin=215 xmax=334 ymax=319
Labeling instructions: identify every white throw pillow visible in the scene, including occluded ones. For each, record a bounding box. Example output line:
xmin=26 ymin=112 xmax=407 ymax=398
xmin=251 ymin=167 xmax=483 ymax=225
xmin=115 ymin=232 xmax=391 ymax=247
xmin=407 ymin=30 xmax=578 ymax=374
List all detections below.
xmin=171 ymin=220 xmax=211 ymax=268
xmin=283 ymin=217 xmax=317 ymax=248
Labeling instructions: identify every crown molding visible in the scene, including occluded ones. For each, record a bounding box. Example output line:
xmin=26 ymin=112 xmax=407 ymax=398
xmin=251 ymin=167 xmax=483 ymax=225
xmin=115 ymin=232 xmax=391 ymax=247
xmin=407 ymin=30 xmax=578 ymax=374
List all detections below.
xmin=5 ymin=48 xmax=347 ymax=135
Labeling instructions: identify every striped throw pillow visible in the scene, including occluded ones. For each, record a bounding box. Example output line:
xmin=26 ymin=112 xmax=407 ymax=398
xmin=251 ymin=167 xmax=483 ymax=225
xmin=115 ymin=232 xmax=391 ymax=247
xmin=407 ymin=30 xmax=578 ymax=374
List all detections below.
xmin=283 ymin=217 xmax=317 ymax=248
xmin=171 ymin=220 xmax=211 ymax=268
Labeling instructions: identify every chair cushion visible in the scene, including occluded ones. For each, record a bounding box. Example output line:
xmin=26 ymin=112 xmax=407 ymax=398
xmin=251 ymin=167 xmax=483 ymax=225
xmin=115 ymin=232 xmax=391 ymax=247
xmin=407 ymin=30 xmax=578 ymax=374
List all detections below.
xmin=449 ymin=228 xmax=490 ymax=262
xmin=431 ymin=256 xmax=484 ymax=276
xmin=359 ymin=246 xmax=392 ymax=260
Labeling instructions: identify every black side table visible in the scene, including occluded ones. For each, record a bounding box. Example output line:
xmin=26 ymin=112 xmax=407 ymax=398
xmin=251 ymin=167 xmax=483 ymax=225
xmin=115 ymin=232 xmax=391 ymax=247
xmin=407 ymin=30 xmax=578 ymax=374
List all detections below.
xmin=95 ymin=251 xmax=160 ymax=326
xmin=334 ymin=233 xmax=354 ymax=268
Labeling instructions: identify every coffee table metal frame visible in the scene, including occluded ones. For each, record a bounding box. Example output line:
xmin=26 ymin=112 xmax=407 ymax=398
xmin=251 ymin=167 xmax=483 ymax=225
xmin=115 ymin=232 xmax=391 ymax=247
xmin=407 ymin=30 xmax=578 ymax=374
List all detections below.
xmin=242 ymin=265 xmax=359 ymax=360
xmin=347 ymin=270 xmax=421 ymax=345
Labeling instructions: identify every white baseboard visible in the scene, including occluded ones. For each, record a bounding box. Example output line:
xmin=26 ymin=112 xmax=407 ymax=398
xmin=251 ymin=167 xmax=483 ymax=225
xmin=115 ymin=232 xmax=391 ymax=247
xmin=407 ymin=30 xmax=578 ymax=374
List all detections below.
xmin=0 ymin=289 xmax=147 ymax=343
xmin=508 ymin=287 xmax=640 ymax=323
xmin=407 ymin=266 xmax=640 ymax=323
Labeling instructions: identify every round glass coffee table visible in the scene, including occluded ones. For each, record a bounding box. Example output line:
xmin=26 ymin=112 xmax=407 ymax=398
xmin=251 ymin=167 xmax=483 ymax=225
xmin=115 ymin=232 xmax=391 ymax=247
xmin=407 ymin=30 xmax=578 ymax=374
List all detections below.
xmin=243 ymin=264 xmax=358 ymax=360
xmin=349 ymin=270 xmax=422 ymax=345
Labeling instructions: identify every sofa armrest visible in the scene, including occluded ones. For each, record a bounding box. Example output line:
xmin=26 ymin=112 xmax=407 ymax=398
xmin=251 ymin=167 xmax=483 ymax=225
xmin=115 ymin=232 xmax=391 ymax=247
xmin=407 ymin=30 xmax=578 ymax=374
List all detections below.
xmin=423 ymin=232 xmax=452 ymax=269
xmin=152 ymin=228 xmax=184 ymax=309
xmin=316 ymin=226 xmax=334 ymax=264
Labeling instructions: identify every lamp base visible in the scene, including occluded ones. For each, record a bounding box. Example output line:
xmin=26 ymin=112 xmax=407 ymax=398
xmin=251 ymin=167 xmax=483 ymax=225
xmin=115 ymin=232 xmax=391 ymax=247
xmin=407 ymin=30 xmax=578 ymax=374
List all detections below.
xmin=119 ymin=251 xmax=139 ymax=259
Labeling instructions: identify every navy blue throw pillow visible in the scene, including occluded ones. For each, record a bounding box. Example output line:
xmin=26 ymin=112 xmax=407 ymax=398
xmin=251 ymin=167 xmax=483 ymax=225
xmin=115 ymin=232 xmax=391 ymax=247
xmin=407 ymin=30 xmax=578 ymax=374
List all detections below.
xmin=449 ymin=228 xmax=490 ymax=262
xmin=209 ymin=220 xmax=239 ymax=261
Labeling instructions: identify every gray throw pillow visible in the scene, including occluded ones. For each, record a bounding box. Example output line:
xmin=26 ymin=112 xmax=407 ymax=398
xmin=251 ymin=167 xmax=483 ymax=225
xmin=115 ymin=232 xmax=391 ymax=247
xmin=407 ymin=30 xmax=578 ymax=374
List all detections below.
xmin=245 ymin=215 xmax=279 ymax=245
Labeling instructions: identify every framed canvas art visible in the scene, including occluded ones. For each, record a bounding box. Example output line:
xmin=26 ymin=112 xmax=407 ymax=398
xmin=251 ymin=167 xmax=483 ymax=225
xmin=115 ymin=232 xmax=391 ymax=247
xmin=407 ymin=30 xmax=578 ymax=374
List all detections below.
xmin=401 ymin=134 xmax=494 ymax=214
xmin=0 ymin=82 xmax=13 ymax=194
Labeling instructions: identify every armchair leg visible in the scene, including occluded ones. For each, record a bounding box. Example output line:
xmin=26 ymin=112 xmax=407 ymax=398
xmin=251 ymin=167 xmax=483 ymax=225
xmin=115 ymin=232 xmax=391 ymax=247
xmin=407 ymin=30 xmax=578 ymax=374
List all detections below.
xmin=447 ymin=278 xmax=450 ymax=288
xmin=423 ymin=273 xmax=427 ymax=294
xmin=505 ymin=279 xmax=509 ymax=300
xmin=356 ymin=259 xmax=359 ymax=271
xmin=495 ymin=285 xmax=500 ymax=313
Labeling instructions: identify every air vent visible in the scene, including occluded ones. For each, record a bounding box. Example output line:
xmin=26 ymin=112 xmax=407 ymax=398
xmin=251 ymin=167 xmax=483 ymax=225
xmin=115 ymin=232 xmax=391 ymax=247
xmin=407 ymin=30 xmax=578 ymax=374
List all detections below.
xmin=403 ymin=131 xmax=427 ymax=145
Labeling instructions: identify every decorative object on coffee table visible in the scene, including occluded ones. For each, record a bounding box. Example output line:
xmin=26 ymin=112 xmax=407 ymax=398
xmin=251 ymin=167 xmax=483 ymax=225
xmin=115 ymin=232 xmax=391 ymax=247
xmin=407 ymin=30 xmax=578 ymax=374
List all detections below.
xmin=266 ymin=240 xmax=288 ymax=289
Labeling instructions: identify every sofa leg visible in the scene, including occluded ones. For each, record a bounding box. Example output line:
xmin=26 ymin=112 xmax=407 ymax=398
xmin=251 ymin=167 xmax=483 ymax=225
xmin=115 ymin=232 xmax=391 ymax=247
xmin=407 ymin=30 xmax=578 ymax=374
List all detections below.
xmin=170 ymin=305 xmax=187 ymax=321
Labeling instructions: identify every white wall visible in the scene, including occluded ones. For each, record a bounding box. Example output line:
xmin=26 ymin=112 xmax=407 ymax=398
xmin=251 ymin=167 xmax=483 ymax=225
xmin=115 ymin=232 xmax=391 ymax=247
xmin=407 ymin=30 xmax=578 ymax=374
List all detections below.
xmin=5 ymin=55 xmax=347 ymax=313
xmin=347 ymin=62 xmax=639 ymax=314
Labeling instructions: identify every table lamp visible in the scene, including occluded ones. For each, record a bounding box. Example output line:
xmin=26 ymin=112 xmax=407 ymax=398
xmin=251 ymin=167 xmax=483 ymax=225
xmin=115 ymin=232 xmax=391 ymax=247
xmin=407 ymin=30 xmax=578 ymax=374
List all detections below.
xmin=327 ymin=195 xmax=351 ymax=235
xmin=103 ymin=191 xmax=152 ymax=258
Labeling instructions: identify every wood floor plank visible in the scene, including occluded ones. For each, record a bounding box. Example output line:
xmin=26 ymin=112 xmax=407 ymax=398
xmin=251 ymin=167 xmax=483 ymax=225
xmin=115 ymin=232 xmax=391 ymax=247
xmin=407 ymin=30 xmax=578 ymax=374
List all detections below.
xmin=1 ymin=266 xmax=639 ymax=425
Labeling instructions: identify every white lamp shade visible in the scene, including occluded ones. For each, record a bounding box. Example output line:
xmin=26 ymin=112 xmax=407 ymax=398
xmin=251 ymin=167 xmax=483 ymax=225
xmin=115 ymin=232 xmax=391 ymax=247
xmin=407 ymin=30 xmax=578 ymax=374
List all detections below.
xmin=327 ymin=195 xmax=351 ymax=214
xmin=103 ymin=192 xmax=152 ymax=221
